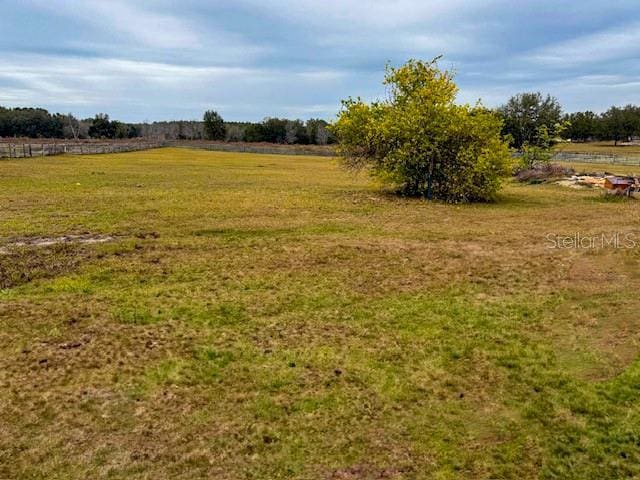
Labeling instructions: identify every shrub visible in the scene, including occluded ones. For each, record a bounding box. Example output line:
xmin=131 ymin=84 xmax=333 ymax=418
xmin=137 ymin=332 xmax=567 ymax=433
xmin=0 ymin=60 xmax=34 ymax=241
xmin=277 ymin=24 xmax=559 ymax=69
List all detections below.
xmin=331 ymin=58 xmax=511 ymax=203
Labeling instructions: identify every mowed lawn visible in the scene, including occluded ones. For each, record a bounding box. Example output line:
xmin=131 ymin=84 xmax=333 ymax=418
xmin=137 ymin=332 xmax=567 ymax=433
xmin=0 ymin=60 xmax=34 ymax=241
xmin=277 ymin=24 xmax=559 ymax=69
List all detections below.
xmin=1 ymin=148 xmax=640 ymax=480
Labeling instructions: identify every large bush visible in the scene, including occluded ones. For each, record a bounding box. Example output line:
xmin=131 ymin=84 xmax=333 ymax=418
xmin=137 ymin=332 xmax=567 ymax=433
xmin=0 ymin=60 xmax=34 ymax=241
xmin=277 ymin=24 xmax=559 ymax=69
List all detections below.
xmin=331 ymin=59 xmax=511 ymax=203
xmin=498 ymin=92 xmax=562 ymax=149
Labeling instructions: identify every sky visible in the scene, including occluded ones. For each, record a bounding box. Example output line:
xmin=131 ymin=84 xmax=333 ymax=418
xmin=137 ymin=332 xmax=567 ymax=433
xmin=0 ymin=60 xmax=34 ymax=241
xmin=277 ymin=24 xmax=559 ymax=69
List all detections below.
xmin=1 ymin=0 xmax=640 ymax=122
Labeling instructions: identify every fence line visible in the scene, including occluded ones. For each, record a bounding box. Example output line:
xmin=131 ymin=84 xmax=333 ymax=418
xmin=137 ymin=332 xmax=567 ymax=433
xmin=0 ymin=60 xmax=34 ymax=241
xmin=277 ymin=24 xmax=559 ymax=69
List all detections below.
xmin=4 ymin=142 xmax=640 ymax=165
xmin=0 ymin=141 xmax=167 ymax=159
xmin=171 ymin=141 xmax=337 ymax=157
xmin=552 ymin=152 xmax=640 ymax=166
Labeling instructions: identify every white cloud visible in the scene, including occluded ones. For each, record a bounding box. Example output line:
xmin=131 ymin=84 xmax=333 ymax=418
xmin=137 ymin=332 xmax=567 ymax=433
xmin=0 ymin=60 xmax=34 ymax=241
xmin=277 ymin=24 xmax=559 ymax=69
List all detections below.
xmin=238 ymin=0 xmax=500 ymax=60
xmin=24 ymin=0 xmax=268 ymax=63
xmin=527 ymin=22 xmax=640 ymax=66
xmin=5 ymin=0 xmax=640 ymax=119
xmin=28 ymin=0 xmax=199 ymax=49
xmin=0 ymin=55 xmax=251 ymax=107
xmin=283 ymin=103 xmax=341 ymax=114
xmin=237 ymin=0 xmax=496 ymax=29
xmin=0 ymin=54 xmax=356 ymax=120
xmin=458 ymin=72 xmax=640 ymax=113
xmin=294 ymin=70 xmax=348 ymax=81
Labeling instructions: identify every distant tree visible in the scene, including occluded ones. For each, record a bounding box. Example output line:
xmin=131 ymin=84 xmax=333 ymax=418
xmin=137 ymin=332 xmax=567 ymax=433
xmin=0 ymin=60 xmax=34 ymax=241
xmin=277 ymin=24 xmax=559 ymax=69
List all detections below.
xmin=285 ymin=119 xmax=308 ymax=144
xmin=88 ymin=113 xmax=116 ymax=139
xmin=563 ymin=111 xmax=598 ymax=142
xmin=135 ymin=120 xmax=204 ymax=140
xmin=77 ymin=118 xmax=92 ymax=139
xmin=520 ymin=125 xmax=555 ymax=168
xmin=203 ymin=110 xmax=226 ymax=140
xmin=0 ymin=107 xmax=64 ymax=138
xmin=499 ymin=92 xmax=562 ymax=148
xmin=113 ymin=121 xmax=128 ymax=139
xmin=109 ymin=121 xmax=139 ymax=139
xmin=285 ymin=121 xmax=297 ymax=144
xmin=127 ymin=124 xmax=140 ymax=138
xmin=243 ymin=123 xmax=266 ymax=142
xmin=306 ymin=118 xmax=336 ymax=145
xmin=598 ymin=106 xmax=640 ymax=145
xmin=0 ymin=107 xmax=7 ymax=137
xmin=315 ymin=124 xmax=330 ymax=144
xmin=601 ymin=107 xmax=623 ymax=145
xmin=64 ymin=113 xmax=80 ymax=140
xmin=225 ymin=123 xmax=245 ymax=142
xmin=262 ymin=118 xmax=288 ymax=143
xmin=615 ymin=105 xmax=640 ymax=143
xmin=331 ymin=58 xmax=511 ymax=202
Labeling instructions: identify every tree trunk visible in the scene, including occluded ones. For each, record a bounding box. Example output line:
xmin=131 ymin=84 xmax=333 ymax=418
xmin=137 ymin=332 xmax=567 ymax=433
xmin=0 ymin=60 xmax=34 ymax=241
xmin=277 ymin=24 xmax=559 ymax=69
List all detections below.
xmin=426 ymin=158 xmax=435 ymax=200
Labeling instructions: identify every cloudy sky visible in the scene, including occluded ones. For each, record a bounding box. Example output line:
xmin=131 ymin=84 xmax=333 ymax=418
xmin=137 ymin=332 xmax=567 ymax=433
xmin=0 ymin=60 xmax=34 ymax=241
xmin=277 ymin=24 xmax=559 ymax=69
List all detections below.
xmin=2 ymin=0 xmax=640 ymax=122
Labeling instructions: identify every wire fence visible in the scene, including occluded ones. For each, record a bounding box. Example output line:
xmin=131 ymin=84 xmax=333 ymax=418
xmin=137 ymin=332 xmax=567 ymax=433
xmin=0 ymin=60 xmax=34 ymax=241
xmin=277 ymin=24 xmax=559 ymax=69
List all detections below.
xmin=1 ymin=140 xmax=334 ymax=158
xmin=0 ymin=141 xmax=167 ymax=159
xmin=552 ymin=152 xmax=640 ymax=166
xmin=5 ymin=140 xmax=638 ymax=165
xmin=171 ymin=140 xmax=337 ymax=157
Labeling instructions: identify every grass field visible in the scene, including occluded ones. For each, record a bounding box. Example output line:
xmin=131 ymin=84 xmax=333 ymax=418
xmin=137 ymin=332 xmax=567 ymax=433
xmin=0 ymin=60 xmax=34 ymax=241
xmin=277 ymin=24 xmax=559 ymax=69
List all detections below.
xmin=1 ymin=148 xmax=640 ymax=479
xmin=558 ymin=160 xmax=640 ymax=176
xmin=556 ymin=141 xmax=640 ymax=157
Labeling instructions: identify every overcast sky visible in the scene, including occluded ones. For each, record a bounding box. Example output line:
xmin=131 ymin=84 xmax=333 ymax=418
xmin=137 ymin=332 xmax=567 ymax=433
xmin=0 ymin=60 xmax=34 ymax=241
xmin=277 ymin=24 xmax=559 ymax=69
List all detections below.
xmin=2 ymin=0 xmax=640 ymax=122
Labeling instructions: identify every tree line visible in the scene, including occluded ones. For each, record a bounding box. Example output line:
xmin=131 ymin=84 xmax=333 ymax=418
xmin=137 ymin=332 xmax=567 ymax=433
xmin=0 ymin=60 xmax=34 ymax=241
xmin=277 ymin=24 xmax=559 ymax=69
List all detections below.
xmin=0 ymin=108 xmax=139 ymax=140
xmin=3 ymin=99 xmax=640 ymax=148
xmin=0 ymin=107 xmax=74 ymax=139
xmin=498 ymin=92 xmax=640 ymax=148
xmin=562 ymin=106 xmax=640 ymax=145
xmin=0 ymin=106 xmax=336 ymax=145
xmin=140 ymin=111 xmax=336 ymax=145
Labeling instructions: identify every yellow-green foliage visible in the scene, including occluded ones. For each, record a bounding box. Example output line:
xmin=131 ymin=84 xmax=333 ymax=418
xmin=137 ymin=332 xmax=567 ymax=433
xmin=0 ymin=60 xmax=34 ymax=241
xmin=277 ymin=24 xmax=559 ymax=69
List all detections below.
xmin=332 ymin=59 xmax=512 ymax=202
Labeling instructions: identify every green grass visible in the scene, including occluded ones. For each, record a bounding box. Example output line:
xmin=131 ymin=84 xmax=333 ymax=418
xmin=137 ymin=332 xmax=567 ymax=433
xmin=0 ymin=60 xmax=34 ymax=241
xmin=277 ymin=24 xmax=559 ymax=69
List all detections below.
xmin=1 ymin=148 xmax=640 ymax=479
xmin=556 ymin=141 xmax=640 ymax=157
xmin=557 ymin=159 xmax=640 ymax=176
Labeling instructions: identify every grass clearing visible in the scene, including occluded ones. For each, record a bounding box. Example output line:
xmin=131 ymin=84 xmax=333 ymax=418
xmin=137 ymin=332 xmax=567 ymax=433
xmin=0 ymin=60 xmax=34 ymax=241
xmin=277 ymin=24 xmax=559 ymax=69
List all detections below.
xmin=556 ymin=160 xmax=640 ymax=177
xmin=556 ymin=141 xmax=640 ymax=157
xmin=1 ymin=148 xmax=640 ymax=479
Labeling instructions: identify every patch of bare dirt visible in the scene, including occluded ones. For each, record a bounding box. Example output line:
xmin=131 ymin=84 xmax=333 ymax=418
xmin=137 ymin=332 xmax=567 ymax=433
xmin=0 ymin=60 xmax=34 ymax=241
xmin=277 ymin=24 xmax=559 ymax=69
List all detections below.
xmin=0 ymin=233 xmax=115 ymax=254
xmin=0 ymin=244 xmax=98 ymax=289
xmin=329 ymin=464 xmax=410 ymax=479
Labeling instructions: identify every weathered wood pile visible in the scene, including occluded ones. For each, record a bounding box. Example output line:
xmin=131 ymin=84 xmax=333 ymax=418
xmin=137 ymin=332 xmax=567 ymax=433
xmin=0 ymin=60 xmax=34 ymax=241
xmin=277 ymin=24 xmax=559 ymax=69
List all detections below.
xmin=557 ymin=174 xmax=640 ymax=195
